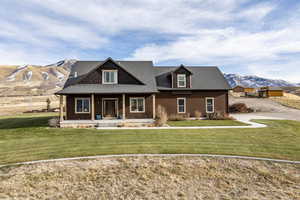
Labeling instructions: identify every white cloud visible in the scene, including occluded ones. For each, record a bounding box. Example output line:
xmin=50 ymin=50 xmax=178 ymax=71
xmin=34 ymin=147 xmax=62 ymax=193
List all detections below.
xmin=247 ymin=61 xmax=300 ymax=83
xmin=237 ymin=2 xmax=276 ymax=21
xmin=0 ymin=0 xmax=299 ymax=82
xmin=22 ymin=15 xmax=108 ymax=49
xmin=130 ymin=26 xmax=300 ymax=62
xmin=29 ymin=0 xmax=249 ymax=34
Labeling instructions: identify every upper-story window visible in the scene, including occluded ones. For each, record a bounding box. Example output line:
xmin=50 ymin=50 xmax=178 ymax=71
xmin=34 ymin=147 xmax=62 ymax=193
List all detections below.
xmin=177 ymin=74 xmax=186 ymax=87
xmin=102 ymin=70 xmax=118 ymax=84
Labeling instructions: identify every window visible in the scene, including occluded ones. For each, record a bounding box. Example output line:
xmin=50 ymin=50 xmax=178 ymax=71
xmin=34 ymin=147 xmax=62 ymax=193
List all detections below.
xmin=177 ymin=98 xmax=186 ymax=113
xmin=206 ymin=97 xmax=214 ymax=113
xmin=102 ymin=70 xmax=118 ymax=84
xmin=75 ymin=98 xmax=90 ymax=113
xmin=177 ymin=74 xmax=186 ymax=87
xmin=130 ymin=97 xmax=145 ymax=113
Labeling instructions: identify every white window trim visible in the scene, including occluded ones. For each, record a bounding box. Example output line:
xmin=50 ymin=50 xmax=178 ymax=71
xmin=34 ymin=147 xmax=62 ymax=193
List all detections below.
xmin=129 ymin=97 xmax=145 ymax=113
xmin=177 ymin=74 xmax=186 ymax=88
xmin=205 ymin=97 xmax=215 ymax=113
xmin=75 ymin=97 xmax=90 ymax=114
xmin=102 ymin=70 xmax=118 ymax=84
xmin=177 ymin=97 xmax=186 ymax=113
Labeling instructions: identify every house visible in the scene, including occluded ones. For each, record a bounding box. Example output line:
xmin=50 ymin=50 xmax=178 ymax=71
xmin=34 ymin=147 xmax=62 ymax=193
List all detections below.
xmin=258 ymin=87 xmax=283 ymax=97
xmin=56 ymin=58 xmax=231 ymax=125
xmin=232 ymin=85 xmax=255 ymax=93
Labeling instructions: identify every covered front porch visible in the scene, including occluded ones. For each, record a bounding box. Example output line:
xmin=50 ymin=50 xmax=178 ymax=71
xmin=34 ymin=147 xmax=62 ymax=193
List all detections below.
xmin=58 ymin=93 xmax=156 ymax=127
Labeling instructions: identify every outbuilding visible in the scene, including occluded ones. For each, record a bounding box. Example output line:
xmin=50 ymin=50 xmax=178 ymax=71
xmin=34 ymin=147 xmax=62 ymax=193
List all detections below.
xmin=232 ymin=85 xmax=255 ymax=93
xmin=259 ymin=87 xmax=283 ymax=97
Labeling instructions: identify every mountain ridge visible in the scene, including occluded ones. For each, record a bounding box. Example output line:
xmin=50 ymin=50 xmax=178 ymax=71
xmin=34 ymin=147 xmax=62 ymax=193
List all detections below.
xmin=224 ymin=73 xmax=298 ymax=88
xmin=0 ymin=60 xmax=298 ymax=96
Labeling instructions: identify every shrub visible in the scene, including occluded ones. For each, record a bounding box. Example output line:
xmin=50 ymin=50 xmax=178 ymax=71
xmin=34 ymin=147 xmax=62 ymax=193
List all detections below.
xmin=46 ymin=98 xmax=51 ymax=111
xmin=48 ymin=117 xmax=60 ymax=128
xmin=155 ymin=105 xmax=168 ymax=126
xmin=168 ymin=114 xmax=185 ymax=121
xmin=229 ymin=103 xmax=254 ymax=113
xmin=207 ymin=112 xmax=235 ymax=120
xmin=194 ymin=110 xmax=202 ymax=120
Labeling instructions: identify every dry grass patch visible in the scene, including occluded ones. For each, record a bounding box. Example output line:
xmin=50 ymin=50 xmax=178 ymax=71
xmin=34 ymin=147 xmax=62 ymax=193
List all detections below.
xmin=273 ymin=93 xmax=300 ymax=110
xmin=0 ymin=157 xmax=299 ymax=199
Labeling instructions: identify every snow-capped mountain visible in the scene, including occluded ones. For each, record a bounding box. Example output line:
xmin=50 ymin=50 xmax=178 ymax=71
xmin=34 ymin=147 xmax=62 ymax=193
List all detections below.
xmin=0 ymin=59 xmax=77 ymax=96
xmin=0 ymin=60 xmax=298 ymax=96
xmin=224 ymin=73 xmax=298 ymax=88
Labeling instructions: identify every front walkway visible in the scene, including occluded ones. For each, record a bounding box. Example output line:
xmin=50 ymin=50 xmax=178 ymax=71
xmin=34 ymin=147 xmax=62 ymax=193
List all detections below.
xmin=96 ymin=114 xmax=283 ymax=130
xmin=1 ymin=154 xmax=299 ymax=168
xmin=61 ymin=114 xmax=283 ymax=129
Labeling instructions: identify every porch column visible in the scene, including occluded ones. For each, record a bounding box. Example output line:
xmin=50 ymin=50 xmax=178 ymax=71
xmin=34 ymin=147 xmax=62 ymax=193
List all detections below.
xmin=122 ymin=94 xmax=126 ymax=119
xmin=59 ymin=95 xmax=64 ymax=122
xmin=64 ymin=95 xmax=67 ymax=120
xmin=91 ymin=94 xmax=95 ymax=120
xmin=152 ymin=94 xmax=156 ymax=119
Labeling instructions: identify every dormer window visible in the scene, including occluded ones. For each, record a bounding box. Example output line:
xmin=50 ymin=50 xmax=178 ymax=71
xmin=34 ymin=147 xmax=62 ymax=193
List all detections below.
xmin=102 ymin=70 xmax=118 ymax=84
xmin=177 ymin=74 xmax=186 ymax=87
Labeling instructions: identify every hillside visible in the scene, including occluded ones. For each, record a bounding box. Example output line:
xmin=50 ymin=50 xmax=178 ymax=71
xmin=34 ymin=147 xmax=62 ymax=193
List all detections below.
xmin=224 ymin=73 xmax=298 ymax=88
xmin=0 ymin=60 xmax=75 ymax=96
xmin=0 ymin=60 xmax=298 ymax=96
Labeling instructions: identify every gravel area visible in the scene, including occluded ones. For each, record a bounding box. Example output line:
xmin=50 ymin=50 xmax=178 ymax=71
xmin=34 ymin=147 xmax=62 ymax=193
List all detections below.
xmin=0 ymin=156 xmax=299 ymax=200
xmin=230 ymin=96 xmax=300 ymax=121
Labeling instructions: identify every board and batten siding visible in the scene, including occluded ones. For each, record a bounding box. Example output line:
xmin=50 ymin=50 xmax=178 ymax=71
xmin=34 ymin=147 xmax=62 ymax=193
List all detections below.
xmin=155 ymin=90 xmax=228 ymax=117
xmin=66 ymin=94 xmax=154 ymax=120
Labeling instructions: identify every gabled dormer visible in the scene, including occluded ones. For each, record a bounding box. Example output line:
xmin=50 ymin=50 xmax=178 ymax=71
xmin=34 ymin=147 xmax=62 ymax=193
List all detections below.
xmin=78 ymin=58 xmax=144 ymax=85
xmin=172 ymin=65 xmax=192 ymax=88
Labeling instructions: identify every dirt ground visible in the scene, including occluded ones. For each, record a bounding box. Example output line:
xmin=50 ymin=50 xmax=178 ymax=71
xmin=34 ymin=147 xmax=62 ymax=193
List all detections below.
xmin=0 ymin=95 xmax=59 ymax=116
xmin=0 ymin=157 xmax=299 ymax=200
xmin=229 ymin=96 xmax=300 ymax=121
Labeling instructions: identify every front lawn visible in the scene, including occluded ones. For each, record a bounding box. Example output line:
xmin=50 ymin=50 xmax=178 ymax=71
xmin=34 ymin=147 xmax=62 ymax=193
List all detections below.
xmin=167 ymin=120 xmax=249 ymax=127
xmin=0 ymin=113 xmax=299 ymax=164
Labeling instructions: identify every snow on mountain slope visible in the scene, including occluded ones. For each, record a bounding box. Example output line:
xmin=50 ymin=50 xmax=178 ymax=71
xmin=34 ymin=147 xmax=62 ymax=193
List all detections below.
xmin=224 ymin=73 xmax=297 ymax=88
xmin=6 ymin=65 xmax=28 ymax=81
xmin=42 ymin=72 xmax=49 ymax=80
xmin=0 ymin=59 xmax=298 ymax=96
xmin=23 ymin=71 xmax=32 ymax=81
xmin=0 ymin=61 xmax=75 ymax=96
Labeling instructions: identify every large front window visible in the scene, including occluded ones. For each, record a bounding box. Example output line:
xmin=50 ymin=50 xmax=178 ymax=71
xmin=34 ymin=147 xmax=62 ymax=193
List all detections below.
xmin=177 ymin=98 xmax=186 ymax=113
xmin=75 ymin=98 xmax=90 ymax=113
xmin=102 ymin=70 xmax=118 ymax=84
xmin=177 ymin=74 xmax=186 ymax=87
xmin=206 ymin=97 xmax=214 ymax=113
xmin=130 ymin=97 xmax=145 ymax=113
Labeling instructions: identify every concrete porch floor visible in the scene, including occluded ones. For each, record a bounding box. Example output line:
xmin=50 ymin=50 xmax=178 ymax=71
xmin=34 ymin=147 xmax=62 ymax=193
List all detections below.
xmin=60 ymin=119 xmax=154 ymax=128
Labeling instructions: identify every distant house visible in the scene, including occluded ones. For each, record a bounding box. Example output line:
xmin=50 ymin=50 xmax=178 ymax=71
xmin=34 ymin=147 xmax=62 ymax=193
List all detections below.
xmin=56 ymin=58 xmax=231 ymax=125
xmin=258 ymin=87 xmax=283 ymax=97
xmin=232 ymin=86 xmax=256 ymax=93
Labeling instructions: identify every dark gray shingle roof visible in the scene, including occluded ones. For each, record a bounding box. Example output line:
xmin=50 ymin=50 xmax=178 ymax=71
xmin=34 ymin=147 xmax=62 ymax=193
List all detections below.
xmin=58 ymin=60 xmax=157 ymax=94
xmin=57 ymin=84 xmax=155 ymax=94
xmin=154 ymin=66 xmax=231 ymax=90
xmin=57 ymin=60 xmax=231 ymax=94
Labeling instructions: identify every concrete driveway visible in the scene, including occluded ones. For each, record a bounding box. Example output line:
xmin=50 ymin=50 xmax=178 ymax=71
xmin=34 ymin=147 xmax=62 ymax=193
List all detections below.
xmin=230 ymin=96 xmax=300 ymax=121
xmin=231 ymin=112 xmax=300 ymax=122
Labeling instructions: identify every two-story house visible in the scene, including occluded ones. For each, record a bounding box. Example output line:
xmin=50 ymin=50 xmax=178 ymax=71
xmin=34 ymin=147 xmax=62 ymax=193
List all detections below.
xmin=56 ymin=58 xmax=231 ymax=125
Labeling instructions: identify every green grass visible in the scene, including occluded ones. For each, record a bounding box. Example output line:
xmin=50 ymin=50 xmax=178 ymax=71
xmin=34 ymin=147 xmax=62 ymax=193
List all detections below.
xmin=167 ymin=120 xmax=249 ymax=127
xmin=0 ymin=113 xmax=300 ymax=164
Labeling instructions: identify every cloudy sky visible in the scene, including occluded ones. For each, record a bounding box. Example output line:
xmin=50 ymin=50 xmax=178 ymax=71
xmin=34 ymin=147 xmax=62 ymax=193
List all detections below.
xmin=1 ymin=0 xmax=300 ymax=82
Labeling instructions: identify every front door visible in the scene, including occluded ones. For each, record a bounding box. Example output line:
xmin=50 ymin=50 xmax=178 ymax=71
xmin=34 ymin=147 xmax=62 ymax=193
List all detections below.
xmin=103 ymin=100 xmax=117 ymax=118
